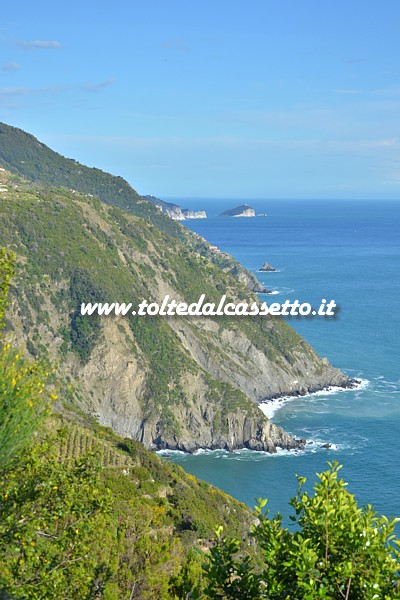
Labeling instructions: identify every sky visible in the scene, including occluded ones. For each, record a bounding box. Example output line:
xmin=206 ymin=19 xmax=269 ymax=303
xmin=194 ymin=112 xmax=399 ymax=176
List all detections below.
xmin=1 ymin=1 xmax=400 ymax=200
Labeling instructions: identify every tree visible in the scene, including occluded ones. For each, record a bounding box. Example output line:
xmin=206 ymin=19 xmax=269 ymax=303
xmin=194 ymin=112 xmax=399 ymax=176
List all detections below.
xmin=204 ymin=462 xmax=400 ymax=599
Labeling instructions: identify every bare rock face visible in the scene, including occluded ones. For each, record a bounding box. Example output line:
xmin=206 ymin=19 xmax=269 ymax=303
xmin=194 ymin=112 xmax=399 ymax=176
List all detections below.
xmin=259 ymin=262 xmax=277 ymax=272
xmin=142 ymin=195 xmax=207 ymax=220
xmin=220 ymin=204 xmax=256 ymax=217
xmin=227 ymin=265 xmax=273 ymax=294
xmin=181 ymin=208 xmax=207 ymax=219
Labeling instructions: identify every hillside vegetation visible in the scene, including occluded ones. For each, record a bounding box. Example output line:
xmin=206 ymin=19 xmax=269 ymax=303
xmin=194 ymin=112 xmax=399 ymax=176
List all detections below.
xmin=1 ymin=268 xmax=398 ymax=598
xmin=1 ymin=126 xmax=399 ymax=599
xmin=0 ymin=122 xmax=350 ymax=452
xmin=0 ymin=165 xmax=347 ymax=452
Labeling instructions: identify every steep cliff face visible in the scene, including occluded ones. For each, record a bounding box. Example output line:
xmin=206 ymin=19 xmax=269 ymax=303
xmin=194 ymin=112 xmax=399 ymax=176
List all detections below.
xmin=142 ymin=195 xmax=206 ymax=220
xmin=182 ymin=208 xmax=207 ymax=219
xmin=226 ymin=265 xmax=272 ymax=294
xmin=0 ymin=127 xmax=350 ymax=454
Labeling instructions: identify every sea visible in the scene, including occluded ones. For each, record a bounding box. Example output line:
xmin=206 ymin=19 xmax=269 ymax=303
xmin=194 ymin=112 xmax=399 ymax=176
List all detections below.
xmin=160 ymin=198 xmax=400 ymax=525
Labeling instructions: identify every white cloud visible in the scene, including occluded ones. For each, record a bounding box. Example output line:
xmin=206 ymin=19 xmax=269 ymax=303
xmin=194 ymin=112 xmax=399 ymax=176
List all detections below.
xmin=17 ymin=39 xmax=61 ymax=50
xmin=1 ymin=62 xmax=21 ymax=71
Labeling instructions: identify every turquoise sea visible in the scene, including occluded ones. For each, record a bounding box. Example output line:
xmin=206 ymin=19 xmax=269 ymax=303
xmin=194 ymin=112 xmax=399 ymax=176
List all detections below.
xmin=163 ymin=199 xmax=400 ymax=524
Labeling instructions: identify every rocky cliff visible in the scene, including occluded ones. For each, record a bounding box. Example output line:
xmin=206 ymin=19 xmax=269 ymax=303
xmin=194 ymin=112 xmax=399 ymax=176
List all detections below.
xmin=0 ymin=125 xmax=350 ymax=454
xmin=143 ymin=195 xmax=206 ymax=220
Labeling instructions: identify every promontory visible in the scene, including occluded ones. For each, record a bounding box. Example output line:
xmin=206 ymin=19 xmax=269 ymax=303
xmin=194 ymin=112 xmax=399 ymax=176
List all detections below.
xmin=0 ymin=122 xmax=351 ymax=454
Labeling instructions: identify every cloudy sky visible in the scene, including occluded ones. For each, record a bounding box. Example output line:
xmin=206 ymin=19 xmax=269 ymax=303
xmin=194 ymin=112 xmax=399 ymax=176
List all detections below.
xmin=1 ymin=1 xmax=400 ymax=199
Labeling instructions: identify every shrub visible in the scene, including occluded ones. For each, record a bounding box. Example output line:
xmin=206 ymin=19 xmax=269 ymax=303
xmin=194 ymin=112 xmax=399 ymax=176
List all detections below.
xmin=204 ymin=462 xmax=400 ymax=599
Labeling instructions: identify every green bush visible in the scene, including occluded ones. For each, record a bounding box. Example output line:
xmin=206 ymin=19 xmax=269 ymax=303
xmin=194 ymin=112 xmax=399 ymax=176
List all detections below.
xmin=204 ymin=462 xmax=400 ymax=599
xmin=0 ymin=249 xmax=50 ymax=469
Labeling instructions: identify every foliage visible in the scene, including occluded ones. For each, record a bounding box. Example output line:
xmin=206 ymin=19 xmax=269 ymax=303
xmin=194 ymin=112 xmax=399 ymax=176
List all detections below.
xmin=0 ymin=248 xmax=15 ymax=331
xmin=204 ymin=462 xmax=400 ymax=599
xmin=68 ymin=268 xmax=104 ymax=362
xmin=204 ymin=526 xmax=260 ymax=600
xmin=0 ymin=250 xmax=50 ymax=469
xmin=0 ymin=445 xmax=113 ymax=599
xmin=0 ymin=343 xmax=51 ymax=469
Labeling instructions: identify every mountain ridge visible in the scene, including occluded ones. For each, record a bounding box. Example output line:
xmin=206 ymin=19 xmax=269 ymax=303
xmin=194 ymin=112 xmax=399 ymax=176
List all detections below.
xmin=0 ymin=124 xmax=350 ymax=453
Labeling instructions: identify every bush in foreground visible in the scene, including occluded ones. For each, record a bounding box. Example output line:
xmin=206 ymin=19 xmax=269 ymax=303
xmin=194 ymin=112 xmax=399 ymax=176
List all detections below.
xmin=204 ymin=462 xmax=400 ymax=599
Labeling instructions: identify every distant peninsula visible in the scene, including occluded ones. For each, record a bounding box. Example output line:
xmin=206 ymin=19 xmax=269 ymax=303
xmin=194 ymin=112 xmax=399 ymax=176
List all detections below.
xmin=220 ymin=204 xmax=256 ymax=217
xmin=143 ymin=195 xmax=206 ymax=221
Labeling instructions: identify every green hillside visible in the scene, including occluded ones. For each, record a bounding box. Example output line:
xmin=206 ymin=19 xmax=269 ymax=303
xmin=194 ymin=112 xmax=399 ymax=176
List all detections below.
xmin=0 ymin=164 xmax=348 ymax=452
xmin=0 ymin=124 xmax=350 ymax=453
xmin=0 ymin=122 xmax=276 ymax=293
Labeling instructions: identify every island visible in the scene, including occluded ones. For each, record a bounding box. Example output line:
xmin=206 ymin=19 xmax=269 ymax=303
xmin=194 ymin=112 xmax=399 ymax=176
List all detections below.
xmin=143 ymin=195 xmax=207 ymax=220
xmin=220 ymin=204 xmax=255 ymax=217
xmin=259 ymin=261 xmax=277 ymax=272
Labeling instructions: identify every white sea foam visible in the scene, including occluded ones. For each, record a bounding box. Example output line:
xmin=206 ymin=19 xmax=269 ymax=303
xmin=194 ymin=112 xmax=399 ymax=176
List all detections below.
xmin=158 ymin=441 xmax=346 ymax=462
xmin=156 ymin=449 xmax=187 ymax=457
xmin=259 ymin=378 xmax=369 ymax=420
xmin=193 ymin=448 xmax=229 ymax=456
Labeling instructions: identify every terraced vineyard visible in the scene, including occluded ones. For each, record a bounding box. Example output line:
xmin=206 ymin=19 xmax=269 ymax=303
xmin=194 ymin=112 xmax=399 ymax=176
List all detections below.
xmin=57 ymin=425 xmax=132 ymax=467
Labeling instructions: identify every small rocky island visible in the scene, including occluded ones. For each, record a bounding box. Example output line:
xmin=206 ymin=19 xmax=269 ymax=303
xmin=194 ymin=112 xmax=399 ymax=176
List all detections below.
xmin=143 ymin=195 xmax=206 ymax=220
xmin=259 ymin=261 xmax=277 ymax=272
xmin=220 ymin=204 xmax=256 ymax=217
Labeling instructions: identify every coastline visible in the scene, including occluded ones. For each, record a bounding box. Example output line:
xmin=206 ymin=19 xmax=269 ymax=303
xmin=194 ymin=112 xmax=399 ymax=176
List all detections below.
xmin=153 ymin=379 xmax=366 ymax=457
xmin=259 ymin=377 xmax=367 ymax=420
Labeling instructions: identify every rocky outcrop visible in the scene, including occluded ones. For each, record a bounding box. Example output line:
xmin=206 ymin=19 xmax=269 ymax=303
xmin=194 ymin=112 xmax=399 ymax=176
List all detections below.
xmin=227 ymin=265 xmax=272 ymax=294
xmin=259 ymin=262 xmax=277 ymax=272
xmin=143 ymin=195 xmax=206 ymax=220
xmin=220 ymin=204 xmax=255 ymax=217
xmin=182 ymin=208 xmax=206 ymax=219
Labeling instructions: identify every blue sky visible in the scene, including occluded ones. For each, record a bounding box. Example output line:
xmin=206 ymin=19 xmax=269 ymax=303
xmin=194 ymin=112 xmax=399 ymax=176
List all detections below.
xmin=1 ymin=1 xmax=400 ymax=199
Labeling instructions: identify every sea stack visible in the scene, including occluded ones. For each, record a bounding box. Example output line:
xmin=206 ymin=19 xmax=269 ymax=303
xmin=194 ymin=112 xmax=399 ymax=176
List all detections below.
xmin=259 ymin=262 xmax=277 ymax=272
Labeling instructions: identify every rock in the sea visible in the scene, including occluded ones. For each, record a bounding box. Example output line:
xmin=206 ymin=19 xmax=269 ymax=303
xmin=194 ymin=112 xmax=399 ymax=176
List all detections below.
xmin=259 ymin=261 xmax=277 ymax=272
xmin=220 ymin=204 xmax=256 ymax=217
